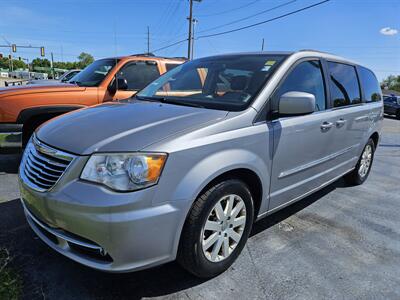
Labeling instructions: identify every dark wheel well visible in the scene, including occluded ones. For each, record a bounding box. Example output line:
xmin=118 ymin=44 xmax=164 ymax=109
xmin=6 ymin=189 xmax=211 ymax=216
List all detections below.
xmin=197 ymin=168 xmax=263 ymax=220
xmin=22 ymin=113 xmax=60 ymax=145
xmin=370 ymin=132 xmax=379 ymax=148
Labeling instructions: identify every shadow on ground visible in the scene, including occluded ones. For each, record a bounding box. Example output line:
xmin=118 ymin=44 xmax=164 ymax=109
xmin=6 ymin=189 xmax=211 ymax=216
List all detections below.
xmin=0 ymin=153 xmax=21 ymax=174
xmin=0 ymin=179 xmax=345 ymax=300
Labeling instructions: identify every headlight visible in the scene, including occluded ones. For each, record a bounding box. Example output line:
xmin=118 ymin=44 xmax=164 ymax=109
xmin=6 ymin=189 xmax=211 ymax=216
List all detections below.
xmin=80 ymin=153 xmax=167 ymax=191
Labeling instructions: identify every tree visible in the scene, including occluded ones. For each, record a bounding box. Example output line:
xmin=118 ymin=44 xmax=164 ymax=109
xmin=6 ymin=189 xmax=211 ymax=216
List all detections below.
xmin=77 ymin=52 xmax=94 ymax=68
xmin=381 ymin=74 xmax=400 ymax=92
xmin=0 ymin=58 xmax=26 ymax=70
xmin=31 ymin=58 xmax=51 ymax=68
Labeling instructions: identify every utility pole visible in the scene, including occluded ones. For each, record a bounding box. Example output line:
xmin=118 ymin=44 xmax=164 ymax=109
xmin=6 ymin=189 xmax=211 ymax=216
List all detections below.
xmin=1 ymin=36 xmax=13 ymax=71
xmin=187 ymin=0 xmax=201 ymax=60
xmin=191 ymin=19 xmax=198 ymax=60
xmin=261 ymin=38 xmax=265 ymax=51
xmin=147 ymin=26 xmax=150 ymax=54
xmin=50 ymin=52 xmax=54 ymax=79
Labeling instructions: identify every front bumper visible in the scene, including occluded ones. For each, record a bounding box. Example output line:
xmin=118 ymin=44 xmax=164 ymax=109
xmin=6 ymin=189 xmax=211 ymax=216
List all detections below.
xmin=19 ymin=178 xmax=191 ymax=272
xmin=0 ymin=123 xmax=22 ymax=149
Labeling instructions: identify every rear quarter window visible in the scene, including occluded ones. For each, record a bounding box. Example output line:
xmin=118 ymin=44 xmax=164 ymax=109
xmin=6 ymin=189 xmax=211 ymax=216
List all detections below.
xmin=358 ymin=66 xmax=382 ymax=102
xmin=327 ymin=62 xmax=361 ymax=107
xmin=165 ymin=63 xmax=180 ymax=72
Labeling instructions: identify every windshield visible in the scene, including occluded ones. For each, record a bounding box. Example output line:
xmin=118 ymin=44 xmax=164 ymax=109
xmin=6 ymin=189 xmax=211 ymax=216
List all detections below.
xmin=68 ymin=59 xmax=118 ymax=87
xmin=137 ymin=54 xmax=287 ymax=111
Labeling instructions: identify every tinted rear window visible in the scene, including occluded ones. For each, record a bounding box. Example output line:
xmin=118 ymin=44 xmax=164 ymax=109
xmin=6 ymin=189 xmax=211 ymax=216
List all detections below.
xmin=328 ymin=62 xmax=361 ymax=107
xmin=358 ymin=67 xmax=382 ymax=102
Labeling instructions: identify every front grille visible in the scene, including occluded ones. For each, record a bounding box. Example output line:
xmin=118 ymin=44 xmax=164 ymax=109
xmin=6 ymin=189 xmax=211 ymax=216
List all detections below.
xmin=20 ymin=135 xmax=75 ymax=192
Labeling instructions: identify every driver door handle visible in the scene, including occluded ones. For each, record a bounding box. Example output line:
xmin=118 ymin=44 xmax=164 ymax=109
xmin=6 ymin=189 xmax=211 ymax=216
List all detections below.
xmin=321 ymin=121 xmax=333 ymax=131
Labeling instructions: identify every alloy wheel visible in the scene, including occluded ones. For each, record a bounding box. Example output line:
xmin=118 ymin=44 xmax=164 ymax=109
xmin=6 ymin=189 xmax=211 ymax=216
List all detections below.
xmin=358 ymin=144 xmax=372 ymax=178
xmin=201 ymin=194 xmax=247 ymax=262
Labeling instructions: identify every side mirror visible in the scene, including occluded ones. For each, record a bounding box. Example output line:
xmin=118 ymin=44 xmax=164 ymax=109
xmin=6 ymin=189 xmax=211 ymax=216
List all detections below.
xmin=108 ymin=78 xmax=129 ymax=94
xmin=116 ymin=78 xmax=128 ymax=91
xmin=279 ymin=91 xmax=315 ymax=116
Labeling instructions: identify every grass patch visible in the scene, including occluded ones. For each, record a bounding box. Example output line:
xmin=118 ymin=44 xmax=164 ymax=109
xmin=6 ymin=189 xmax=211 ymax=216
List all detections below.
xmin=0 ymin=248 xmax=22 ymax=300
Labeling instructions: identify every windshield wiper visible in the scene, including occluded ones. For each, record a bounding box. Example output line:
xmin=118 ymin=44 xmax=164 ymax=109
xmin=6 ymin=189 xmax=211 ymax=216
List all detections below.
xmin=162 ymin=98 xmax=204 ymax=108
xmin=135 ymin=95 xmax=164 ymax=102
xmin=136 ymin=95 xmax=204 ymax=108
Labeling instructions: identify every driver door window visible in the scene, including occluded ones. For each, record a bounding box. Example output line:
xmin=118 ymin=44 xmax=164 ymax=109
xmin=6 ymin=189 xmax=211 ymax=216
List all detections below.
xmin=116 ymin=61 xmax=160 ymax=91
xmin=274 ymin=60 xmax=326 ymax=112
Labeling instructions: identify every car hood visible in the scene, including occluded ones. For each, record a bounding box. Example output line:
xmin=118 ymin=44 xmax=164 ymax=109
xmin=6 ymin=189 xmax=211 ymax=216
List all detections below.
xmin=36 ymin=100 xmax=228 ymax=155
xmin=0 ymin=83 xmax=85 ymax=98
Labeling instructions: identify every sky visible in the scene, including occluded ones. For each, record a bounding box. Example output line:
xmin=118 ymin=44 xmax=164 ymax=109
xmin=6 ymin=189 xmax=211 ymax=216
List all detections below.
xmin=0 ymin=0 xmax=399 ymax=80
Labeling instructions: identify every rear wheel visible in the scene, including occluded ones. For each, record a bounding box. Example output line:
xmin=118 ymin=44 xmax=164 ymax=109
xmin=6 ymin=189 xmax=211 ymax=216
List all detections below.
xmin=344 ymin=138 xmax=375 ymax=185
xmin=178 ymin=179 xmax=254 ymax=278
xmin=396 ymin=109 xmax=400 ymax=119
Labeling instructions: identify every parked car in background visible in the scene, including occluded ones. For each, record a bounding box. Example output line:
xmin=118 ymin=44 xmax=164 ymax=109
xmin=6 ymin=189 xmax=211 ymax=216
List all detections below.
xmin=27 ymin=69 xmax=81 ymax=85
xmin=383 ymin=95 xmax=400 ymax=118
xmin=0 ymin=54 xmax=185 ymax=151
xmin=18 ymin=50 xmax=383 ymax=278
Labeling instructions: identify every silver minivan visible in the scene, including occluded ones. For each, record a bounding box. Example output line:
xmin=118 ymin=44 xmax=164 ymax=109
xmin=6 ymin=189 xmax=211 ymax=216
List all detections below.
xmin=18 ymin=50 xmax=383 ymax=278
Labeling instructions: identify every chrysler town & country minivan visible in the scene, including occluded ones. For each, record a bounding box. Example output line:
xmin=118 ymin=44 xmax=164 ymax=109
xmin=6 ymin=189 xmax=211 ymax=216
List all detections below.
xmin=18 ymin=50 xmax=383 ymax=278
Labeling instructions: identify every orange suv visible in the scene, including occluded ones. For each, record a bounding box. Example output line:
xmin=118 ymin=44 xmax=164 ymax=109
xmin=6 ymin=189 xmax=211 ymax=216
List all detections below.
xmin=0 ymin=54 xmax=185 ymax=151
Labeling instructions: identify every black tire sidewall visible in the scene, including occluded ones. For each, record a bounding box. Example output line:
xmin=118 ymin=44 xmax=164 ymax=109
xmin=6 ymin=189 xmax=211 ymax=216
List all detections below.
xmin=192 ymin=179 xmax=254 ymax=277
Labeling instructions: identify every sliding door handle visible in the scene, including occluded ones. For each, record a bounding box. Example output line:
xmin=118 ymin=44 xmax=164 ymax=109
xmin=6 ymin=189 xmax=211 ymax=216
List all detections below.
xmin=336 ymin=118 xmax=346 ymax=127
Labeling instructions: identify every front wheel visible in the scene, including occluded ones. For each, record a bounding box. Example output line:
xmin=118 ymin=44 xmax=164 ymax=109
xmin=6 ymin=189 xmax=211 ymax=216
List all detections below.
xmin=178 ymin=179 xmax=254 ymax=278
xmin=344 ymin=138 xmax=375 ymax=185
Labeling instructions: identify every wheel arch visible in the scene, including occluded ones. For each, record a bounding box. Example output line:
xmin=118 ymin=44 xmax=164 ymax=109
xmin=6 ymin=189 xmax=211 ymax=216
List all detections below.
xmin=370 ymin=131 xmax=379 ymax=148
xmin=17 ymin=105 xmax=85 ymax=143
xmin=194 ymin=168 xmax=264 ymax=219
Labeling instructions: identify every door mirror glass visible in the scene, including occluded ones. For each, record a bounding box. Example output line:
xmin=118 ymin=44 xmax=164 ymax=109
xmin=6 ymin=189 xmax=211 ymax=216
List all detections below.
xmin=116 ymin=78 xmax=128 ymax=90
xmin=279 ymin=91 xmax=315 ymax=116
xmin=108 ymin=77 xmax=128 ymax=94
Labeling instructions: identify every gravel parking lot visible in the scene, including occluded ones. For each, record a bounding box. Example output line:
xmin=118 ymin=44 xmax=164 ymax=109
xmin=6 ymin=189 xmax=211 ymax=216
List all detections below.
xmin=0 ymin=117 xmax=399 ymax=300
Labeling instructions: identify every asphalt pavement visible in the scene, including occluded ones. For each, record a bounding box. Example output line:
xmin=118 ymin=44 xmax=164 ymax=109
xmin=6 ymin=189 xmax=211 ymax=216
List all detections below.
xmin=0 ymin=117 xmax=399 ymax=300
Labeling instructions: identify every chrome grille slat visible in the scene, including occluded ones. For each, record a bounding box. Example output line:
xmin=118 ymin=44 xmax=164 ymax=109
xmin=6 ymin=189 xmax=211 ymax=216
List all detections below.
xmin=30 ymin=149 xmax=69 ymax=168
xmin=19 ymin=136 xmax=75 ymax=192
xmin=25 ymin=158 xmax=60 ymax=180
xmin=27 ymin=153 xmax=64 ymax=174
xmin=24 ymin=169 xmax=53 ymax=188
xmin=24 ymin=161 xmax=57 ymax=184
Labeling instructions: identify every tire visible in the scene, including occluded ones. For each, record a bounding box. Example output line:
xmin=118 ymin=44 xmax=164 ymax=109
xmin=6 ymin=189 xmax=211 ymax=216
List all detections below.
xmin=396 ymin=110 xmax=400 ymax=120
xmin=344 ymin=138 xmax=375 ymax=185
xmin=178 ymin=179 xmax=254 ymax=278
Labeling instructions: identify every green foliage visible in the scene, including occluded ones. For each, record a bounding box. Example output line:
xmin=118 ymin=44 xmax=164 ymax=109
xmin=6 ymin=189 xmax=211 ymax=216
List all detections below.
xmin=78 ymin=52 xmax=94 ymax=68
xmin=0 ymin=57 xmax=27 ymax=70
xmin=30 ymin=52 xmax=95 ymax=73
xmin=381 ymin=74 xmax=400 ymax=92
xmin=31 ymin=58 xmax=51 ymax=68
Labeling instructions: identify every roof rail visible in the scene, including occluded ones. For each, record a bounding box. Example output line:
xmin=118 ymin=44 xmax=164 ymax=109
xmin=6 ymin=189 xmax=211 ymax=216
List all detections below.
xmin=131 ymin=52 xmax=155 ymax=57
xmin=297 ymin=49 xmax=331 ymax=55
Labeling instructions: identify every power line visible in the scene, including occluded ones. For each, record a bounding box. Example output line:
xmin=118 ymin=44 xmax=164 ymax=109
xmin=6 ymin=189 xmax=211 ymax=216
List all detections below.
xmin=197 ymin=0 xmax=297 ymax=34
xmin=197 ymin=0 xmax=262 ymax=17
xmin=152 ymin=38 xmax=188 ymax=52
xmin=197 ymin=0 xmax=330 ymax=39
xmin=152 ymin=0 xmax=330 ymax=53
